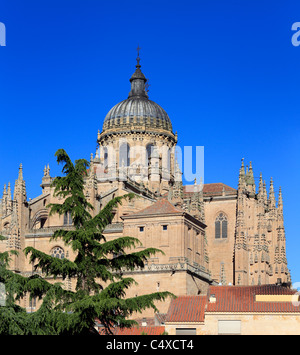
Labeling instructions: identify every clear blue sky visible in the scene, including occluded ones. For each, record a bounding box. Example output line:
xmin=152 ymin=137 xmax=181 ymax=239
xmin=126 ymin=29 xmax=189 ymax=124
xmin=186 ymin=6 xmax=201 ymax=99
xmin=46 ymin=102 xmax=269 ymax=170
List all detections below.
xmin=0 ymin=0 xmax=299 ymax=284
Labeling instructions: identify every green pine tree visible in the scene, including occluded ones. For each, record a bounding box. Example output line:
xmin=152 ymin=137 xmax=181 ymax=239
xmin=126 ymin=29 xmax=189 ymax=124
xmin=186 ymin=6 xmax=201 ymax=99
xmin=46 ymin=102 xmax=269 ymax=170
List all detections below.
xmin=0 ymin=237 xmax=66 ymax=335
xmin=0 ymin=148 xmax=174 ymax=335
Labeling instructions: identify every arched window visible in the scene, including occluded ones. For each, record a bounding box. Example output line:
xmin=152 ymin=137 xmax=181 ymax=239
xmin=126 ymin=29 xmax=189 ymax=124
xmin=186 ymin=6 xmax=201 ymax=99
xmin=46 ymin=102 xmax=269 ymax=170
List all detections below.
xmin=215 ymin=213 xmax=228 ymax=239
xmin=32 ymin=210 xmax=48 ymax=230
xmin=146 ymin=144 xmax=158 ymax=166
xmin=119 ymin=143 xmax=130 ymax=167
xmin=103 ymin=146 xmax=108 ymax=170
xmin=51 ymin=246 xmax=65 ymax=259
xmin=29 ymin=296 xmax=37 ymax=310
xmin=161 ymin=146 xmax=171 ymax=173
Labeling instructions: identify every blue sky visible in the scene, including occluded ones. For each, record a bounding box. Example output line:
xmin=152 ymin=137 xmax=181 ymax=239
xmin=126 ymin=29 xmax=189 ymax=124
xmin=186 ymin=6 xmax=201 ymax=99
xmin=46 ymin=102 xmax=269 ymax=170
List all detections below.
xmin=0 ymin=0 xmax=300 ymax=284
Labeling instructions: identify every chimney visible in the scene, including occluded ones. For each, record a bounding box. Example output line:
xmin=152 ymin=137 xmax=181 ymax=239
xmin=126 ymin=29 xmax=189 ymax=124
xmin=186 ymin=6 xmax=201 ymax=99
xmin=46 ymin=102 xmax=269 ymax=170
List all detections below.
xmin=209 ymin=294 xmax=216 ymax=303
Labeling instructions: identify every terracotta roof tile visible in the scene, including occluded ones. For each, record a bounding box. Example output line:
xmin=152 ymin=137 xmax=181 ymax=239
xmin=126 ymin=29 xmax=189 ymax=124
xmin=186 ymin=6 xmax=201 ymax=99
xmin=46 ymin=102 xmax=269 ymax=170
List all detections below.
xmin=206 ymin=285 xmax=300 ymax=313
xmin=164 ymin=285 xmax=300 ymax=324
xmin=183 ymin=183 xmax=237 ymax=196
xmin=124 ymin=198 xmax=183 ymax=217
xmin=155 ymin=313 xmax=167 ymax=324
xmin=165 ymin=296 xmax=206 ymax=323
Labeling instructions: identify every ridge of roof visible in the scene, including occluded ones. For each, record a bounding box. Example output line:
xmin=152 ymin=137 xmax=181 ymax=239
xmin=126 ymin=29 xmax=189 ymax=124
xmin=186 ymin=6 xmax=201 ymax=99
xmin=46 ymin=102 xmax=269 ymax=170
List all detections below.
xmin=122 ymin=198 xmax=184 ymax=218
xmin=183 ymin=183 xmax=237 ymax=196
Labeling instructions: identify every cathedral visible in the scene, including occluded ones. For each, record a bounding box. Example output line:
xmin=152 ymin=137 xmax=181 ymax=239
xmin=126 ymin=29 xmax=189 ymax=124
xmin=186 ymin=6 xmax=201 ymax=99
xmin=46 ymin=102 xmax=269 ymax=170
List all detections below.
xmin=0 ymin=52 xmax=291 ymax=316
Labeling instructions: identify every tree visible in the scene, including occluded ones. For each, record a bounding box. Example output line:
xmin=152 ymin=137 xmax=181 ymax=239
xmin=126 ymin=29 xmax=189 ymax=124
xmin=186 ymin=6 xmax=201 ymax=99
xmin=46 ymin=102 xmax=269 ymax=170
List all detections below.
xmin=19 ymin=149 xmax=174 ymax=334
xmin=0 ymin=236 xmax=66 ymax=335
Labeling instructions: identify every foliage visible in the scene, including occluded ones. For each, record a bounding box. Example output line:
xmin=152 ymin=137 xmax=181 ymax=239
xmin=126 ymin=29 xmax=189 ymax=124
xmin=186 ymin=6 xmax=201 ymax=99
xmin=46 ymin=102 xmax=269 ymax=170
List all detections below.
xmin=0 ymin=149 xmax=174 ymax=335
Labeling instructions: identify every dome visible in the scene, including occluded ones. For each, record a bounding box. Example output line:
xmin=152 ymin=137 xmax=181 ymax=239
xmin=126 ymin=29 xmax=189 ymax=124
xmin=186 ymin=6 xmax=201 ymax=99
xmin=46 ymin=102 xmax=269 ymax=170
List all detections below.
xmin=101 ymin=54 xmax=173 ymax=134
xmin=102 ymin=97 xmax=173 ymax=132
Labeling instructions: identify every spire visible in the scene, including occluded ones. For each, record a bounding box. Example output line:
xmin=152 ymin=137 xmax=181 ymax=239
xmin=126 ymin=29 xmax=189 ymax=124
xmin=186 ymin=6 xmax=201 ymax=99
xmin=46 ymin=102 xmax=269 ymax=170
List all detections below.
xmin=191 ymin=178 xmax=198 ymax=201
xmin=136 ymin=44 xmax=141 ymax=68
xmin=18 ymin=163 xmax=23 ymax=180
xmin=199 ymin=177 xmax=205 ymax=223
xmin=238 ymin=158 xmax=246 ymax=189
xmin=243 ymin=160 xmax=255 ymax=195
xmin=170 ymin=161 xmax=183 ymax=206
xmin=240 ymin=158 xmax=245 ymax=175
xmin=4 ymin=182 xmax=12 ymax=215
xmin=263 ymin=180 xmax=268 ymax=206
xmin=246 ymin=161 xmax=255 ymax=187
xmin=278 ymin=186 xmax=283 ymax=211
xmin=41 ymin=164 xmax=51 ymax=194
xmin=190 ymin=179 xmax=202 ymax=221
xmin=268 ymin=177 xmax=276 ymax=209
xmin=258 ymin=173 xmax=263 ymax=199
xmin=14 ymin=164 xmax=27 ymax=201
xmin=7 ymin=182 xmax=11 ymax=200
xmin=2 ymin=184 xmax=7 ymax=216
xmin=128 ymin=46 xmax=148 ymax=99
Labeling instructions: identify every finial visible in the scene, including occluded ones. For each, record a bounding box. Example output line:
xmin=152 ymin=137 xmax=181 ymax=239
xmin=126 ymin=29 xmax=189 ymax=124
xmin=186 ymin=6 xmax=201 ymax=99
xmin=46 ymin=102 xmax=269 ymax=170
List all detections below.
xmin=240 ymin=158 xmax=245 ymax=173
xmin=269 ymin=177 xmax=275 ymax=208
xmin=239 ymin=158 xmax=245 ymax=181
xmin=43 ymin=164 xmax=50 ymax=177
xmin=136 ymin=44 xmax=141 ymax=68
xmin=7 ymin=182 xmax=11 ymax=200
xmin=128 ymin=45 xmax=147 ymax=97
xmin=270 ymin=177 xmax=274 ymax=191
xmin=258 ymin=172 xmax=263 ymax=193
xmin=18 ymin=163 xmax=23 ymax=180
xmin=222 ymin=185 xmax=226 ymax=196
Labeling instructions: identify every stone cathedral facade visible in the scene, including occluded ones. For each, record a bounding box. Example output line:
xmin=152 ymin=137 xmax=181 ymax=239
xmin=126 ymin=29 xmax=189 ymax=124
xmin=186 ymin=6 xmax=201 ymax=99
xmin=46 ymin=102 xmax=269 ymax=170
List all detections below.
xmin=0 ymin=54 xmax=291 ymax=316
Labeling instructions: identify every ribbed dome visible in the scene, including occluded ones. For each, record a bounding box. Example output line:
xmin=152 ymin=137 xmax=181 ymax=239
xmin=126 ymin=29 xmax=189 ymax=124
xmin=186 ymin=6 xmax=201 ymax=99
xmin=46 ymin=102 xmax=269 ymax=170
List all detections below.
xmin=102 ymin=97 xmax=173 ymax=132
xmin=101 ymin=54 xmax=173 ymax=134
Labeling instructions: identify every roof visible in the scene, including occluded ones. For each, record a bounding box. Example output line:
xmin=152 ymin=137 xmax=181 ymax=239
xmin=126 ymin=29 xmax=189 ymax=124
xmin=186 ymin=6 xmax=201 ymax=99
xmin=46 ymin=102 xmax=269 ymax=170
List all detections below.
xmin=99 ymin=326 xmax=165 ymax=335
xmin=207 ymin=285 xmax=300 ymax=313
xmin=183 ymin=183 xmax=237 ymax=197
xmin=155 ymin=313 xmax=167 ymax=324
xmin=122 ymin=198 xmax=183 ymax=218
xmin=101 ymin=58 xmax=173 ymax=135
xmin=165 ymin=296 xmax=207 ymax=323
xmin=98 ymin=285 xmax=300 ymax=333
xmin=164 ymin=285 xmax=300 ymax=323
